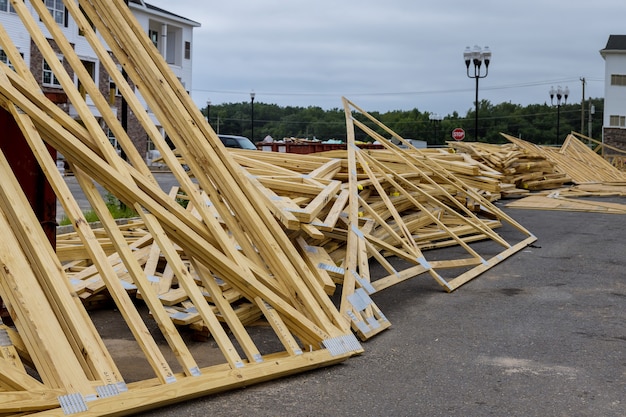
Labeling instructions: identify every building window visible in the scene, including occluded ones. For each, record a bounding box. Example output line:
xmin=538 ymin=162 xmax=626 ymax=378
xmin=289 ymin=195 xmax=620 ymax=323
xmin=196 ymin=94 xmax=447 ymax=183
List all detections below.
xmin=0 ymin=0 xmax=16 ymax=13
xmin=610 ymin=74 xmax=626 ymax=86
xmin=0 ymin=49 xmax=14 ymax=70
xmin=609 ymin=115 xmax=626 ymax=127
xmin=107 ymin=128 xmax=120 ymax=153
xmin=45 ymin=0 xmax=67 ymax=26
xmin=184 ymin=41 xmax=191 ymax=60
xmin=42 ymin=58 xmax=62 ymax=87
xmin=149 ymin=30 xmax=159 ymax=48
xmin=1 ymin=49 xmax=24 ymax=70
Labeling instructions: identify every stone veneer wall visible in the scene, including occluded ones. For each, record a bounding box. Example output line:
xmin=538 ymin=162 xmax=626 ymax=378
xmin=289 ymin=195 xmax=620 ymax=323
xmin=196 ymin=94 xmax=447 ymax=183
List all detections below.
xmin=602 ymin=127 xmax=626 ymax=152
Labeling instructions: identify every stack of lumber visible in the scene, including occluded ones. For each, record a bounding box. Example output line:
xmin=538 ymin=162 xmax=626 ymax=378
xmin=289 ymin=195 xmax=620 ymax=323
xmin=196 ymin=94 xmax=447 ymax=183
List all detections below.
xmin=540 ymin=132 xmax=626 ymax=183
xmin=0 ymin=1 xmax=537 ymax=415
xmin=449 ymin=135 xmax=571 ymax=192
xmin=503 ymin=132 xmax=626 ymax=212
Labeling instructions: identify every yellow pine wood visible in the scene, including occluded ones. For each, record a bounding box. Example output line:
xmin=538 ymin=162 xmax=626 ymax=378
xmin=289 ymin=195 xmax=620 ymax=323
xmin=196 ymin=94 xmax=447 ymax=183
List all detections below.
xmin=22 ymin=348 xmax=350 ymax=416
xmin=255 ymin=297 xmax=304 ymax=357
xmin=192 ymin=261 xmax=263 ymax=364
xmin=0 ymin=389 xmax=66 ymax=413
xmin=0 ymin=344 xmax=25 ymax=376
xmin=27 ymin=0 xmax=153 ymax=181
xmin=321 ymin=188 xmax=350 ymax=229
xmin=446 ymin=236 xmax=538 ymax=292
xmin=75 ymin=168 xmax=197 ymax=382
xmin=11 ymin=0 xmax=139 ymax=184
xmin=0 ymin=126 xmax=111 ymax=390
xmin=65 ymin=0 xmax=258 ymax=269
xmin=88 ymin=0 xmax=349 ymax=336
xmin=338 ymin=98 xmax=362 ymax=321
xmin=295 ymin=238 xmax=337 ymax=295
xmin=0 ymin=2 xmax=358 ymax=413
xmin=0 ymin=24 xmax=39 ymax=90
xmin=0 ymin=188 xmax=92 ymax=393
xmin=11 ymin=110 xmax=124 ymax=385
xmin=142 ymin=212 xmax=246 ymax=369
xmin=0 ymin=357 xmax=45 ymax=391
xmin=78 ymin=0 xmax=304 ymax=308
xmin=0 ymin=74 xmax=277 ymax=327
xmin=0 ymin=327 xmax=29 ymax=367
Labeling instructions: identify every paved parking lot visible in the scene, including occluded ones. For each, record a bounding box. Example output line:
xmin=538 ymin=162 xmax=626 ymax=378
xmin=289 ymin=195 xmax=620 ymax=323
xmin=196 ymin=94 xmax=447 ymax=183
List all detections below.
xmin=133 ymin=199 xmax=625 ymax=417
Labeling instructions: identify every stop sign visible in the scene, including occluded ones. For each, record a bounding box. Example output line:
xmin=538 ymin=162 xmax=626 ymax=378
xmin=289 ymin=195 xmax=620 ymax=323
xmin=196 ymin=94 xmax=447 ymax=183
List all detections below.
xmin=452 ymin=128 xmax=465 ymax=141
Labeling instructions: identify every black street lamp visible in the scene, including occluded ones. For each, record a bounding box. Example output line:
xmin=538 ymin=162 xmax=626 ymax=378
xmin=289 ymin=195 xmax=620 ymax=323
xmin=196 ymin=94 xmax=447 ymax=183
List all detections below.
xmin=549 ymin=85 xmax=569 ymax=144
xmin=250 ymin=91 xmax=255 ymax=142
xmin=464 ymin=45 xmax=491 ymax=141
xmin=429 ymin=113 xmax=442 ymax=145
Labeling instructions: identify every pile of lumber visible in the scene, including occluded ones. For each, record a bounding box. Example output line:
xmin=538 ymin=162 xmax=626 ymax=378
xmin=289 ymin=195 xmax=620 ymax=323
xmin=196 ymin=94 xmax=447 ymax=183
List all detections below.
xmin=0 ymin=1 xmax=537 ymax=415
xmin=0 ymin=1 xmax=362 ymax=415
xmin=449 ymin=135 xmax=571 ymax=192
xmin=540 ymin=132 xmax=626 ymax=183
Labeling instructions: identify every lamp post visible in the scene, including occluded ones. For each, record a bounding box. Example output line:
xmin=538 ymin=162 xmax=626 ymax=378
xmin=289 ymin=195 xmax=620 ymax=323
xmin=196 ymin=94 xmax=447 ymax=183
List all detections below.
xmin=464 ymin=45 xmax=491 ymax=141
xmin=250 ymin=91 xmax=255 ymax=142
xmin=429 ymin=113 xmax=442 ymax=145
xmin=549 ymin=85 xmax=569 ymax=144
xmin=206 ymin=100 xmax=211 ymax=126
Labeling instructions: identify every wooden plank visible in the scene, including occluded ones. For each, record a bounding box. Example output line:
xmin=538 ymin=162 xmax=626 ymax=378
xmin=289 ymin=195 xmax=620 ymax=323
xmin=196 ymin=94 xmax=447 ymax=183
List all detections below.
xmin=505 ymin=194 xmax=626 ymax=213
xmin=0 ymin=330 xmax=26 ymax=375
xmin=0 ymin=176 xmax=94 ymax=393
xmin=20 ymin=349 xmax=350 ymax=417
xmin=141 ymin=211 xmax=245 ymax=369
xmin=0 ymin=356 xmax=46 ymax=391
xmin=74 ymin=168 xmax=195 ymax=381
xmin=87 ymin=0 xmax=350 ymax=338
xmin=193 ymin=261 xmax=263 ymax=363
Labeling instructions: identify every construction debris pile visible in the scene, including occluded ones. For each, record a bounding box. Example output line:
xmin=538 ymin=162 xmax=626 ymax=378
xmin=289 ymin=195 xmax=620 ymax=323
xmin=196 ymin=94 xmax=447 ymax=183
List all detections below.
xmin=0 ymin=2 xmax=625 ymax=416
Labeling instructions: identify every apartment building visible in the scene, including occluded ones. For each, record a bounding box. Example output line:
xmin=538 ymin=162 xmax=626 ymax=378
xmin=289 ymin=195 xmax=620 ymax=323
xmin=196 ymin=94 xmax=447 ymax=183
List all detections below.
xmin=600 ymin=34 xmax=626 ymax=148
xmin=0 ymin=0 xmax=200 ymax=159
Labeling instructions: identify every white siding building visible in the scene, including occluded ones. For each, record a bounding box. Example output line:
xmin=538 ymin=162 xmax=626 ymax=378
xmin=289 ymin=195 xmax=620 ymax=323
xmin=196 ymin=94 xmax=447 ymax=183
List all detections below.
xmin=600 ymin=35 xmax=626 ymax=149
xmin=0 ymin=0 xmax=200 ymax=157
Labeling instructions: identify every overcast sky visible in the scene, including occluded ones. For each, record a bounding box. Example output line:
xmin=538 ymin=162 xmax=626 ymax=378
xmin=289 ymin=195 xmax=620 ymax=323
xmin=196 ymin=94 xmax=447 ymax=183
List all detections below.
xmin=147 ymin=0 xmax=625 ymax=116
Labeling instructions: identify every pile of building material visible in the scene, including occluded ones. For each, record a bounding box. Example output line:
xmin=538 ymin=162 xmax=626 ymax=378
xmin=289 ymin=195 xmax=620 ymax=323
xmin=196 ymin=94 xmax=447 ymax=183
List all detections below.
xmin=0 ymin=1 xmax=540 ymax=415
xmin=447 ymin=132 xmax=626 ymax=213
xmin=449 ymin=135 xmax=571 ymax=192
xmin=540 ymin=132 xmax=626 ymax=183
xmin=0 ymin=1 xmax=362 ymax=414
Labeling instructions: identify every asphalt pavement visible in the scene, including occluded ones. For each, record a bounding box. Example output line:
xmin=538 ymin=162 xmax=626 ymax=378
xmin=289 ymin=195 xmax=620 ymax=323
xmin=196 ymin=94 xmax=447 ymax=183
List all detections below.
xmin=141 ymin=196 xmax=625 ymax=416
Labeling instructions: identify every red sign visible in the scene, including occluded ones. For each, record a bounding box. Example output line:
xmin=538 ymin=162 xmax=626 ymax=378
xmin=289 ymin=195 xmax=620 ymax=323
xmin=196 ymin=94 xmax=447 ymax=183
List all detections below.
xmin=452 ymin=128 xmax=465 ymax=141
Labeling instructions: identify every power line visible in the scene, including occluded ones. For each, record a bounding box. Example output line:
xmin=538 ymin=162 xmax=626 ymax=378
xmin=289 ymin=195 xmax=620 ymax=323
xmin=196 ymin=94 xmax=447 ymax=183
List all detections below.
xmin=192 ymin=77 xmax=604 ymax=99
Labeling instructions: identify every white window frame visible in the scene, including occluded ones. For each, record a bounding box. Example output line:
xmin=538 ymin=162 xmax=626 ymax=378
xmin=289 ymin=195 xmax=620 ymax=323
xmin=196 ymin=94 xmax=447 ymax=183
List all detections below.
xmin=0 ymin=0 xmax=16 ymax=13
xmin=610 ymin=74 xmax=626 ymax=86
xmin=0 ymin=49 xmax=14 ymax=70
xmin=45 ymin=0 xmax=66 ymax=26
xmin=42 ymin=56 xmax=63 ymax=87
xmin=609 ymin=115 xmax=626 ymax=128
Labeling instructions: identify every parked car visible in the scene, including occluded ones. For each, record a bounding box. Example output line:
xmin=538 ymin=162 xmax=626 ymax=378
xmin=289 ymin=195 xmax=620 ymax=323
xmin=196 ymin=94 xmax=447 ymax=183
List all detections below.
xmin=218 ymin=135 xmax=256 ymax=150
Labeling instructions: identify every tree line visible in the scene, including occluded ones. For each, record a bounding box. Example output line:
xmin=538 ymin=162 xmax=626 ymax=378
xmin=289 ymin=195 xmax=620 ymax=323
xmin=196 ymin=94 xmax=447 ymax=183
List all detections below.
xmin=203 ymin=98 xmax=604 ymax=146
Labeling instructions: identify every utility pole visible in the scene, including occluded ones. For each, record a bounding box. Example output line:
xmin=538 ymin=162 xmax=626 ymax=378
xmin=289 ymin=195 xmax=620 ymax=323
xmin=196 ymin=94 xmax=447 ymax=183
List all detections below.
xmin=580 ymin=77 xmax=586 ymax=134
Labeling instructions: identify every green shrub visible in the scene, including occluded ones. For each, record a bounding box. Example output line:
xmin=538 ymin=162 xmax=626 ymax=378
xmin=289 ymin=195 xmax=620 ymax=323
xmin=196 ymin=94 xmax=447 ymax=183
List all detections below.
xmin=58 ymin=193 xmax=137 ymax=226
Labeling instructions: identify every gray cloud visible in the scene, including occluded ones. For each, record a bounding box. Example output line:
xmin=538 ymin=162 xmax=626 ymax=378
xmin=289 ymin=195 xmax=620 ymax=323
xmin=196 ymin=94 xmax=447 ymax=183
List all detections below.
xmin=148 ymin=0 xmax=625 ymax=114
